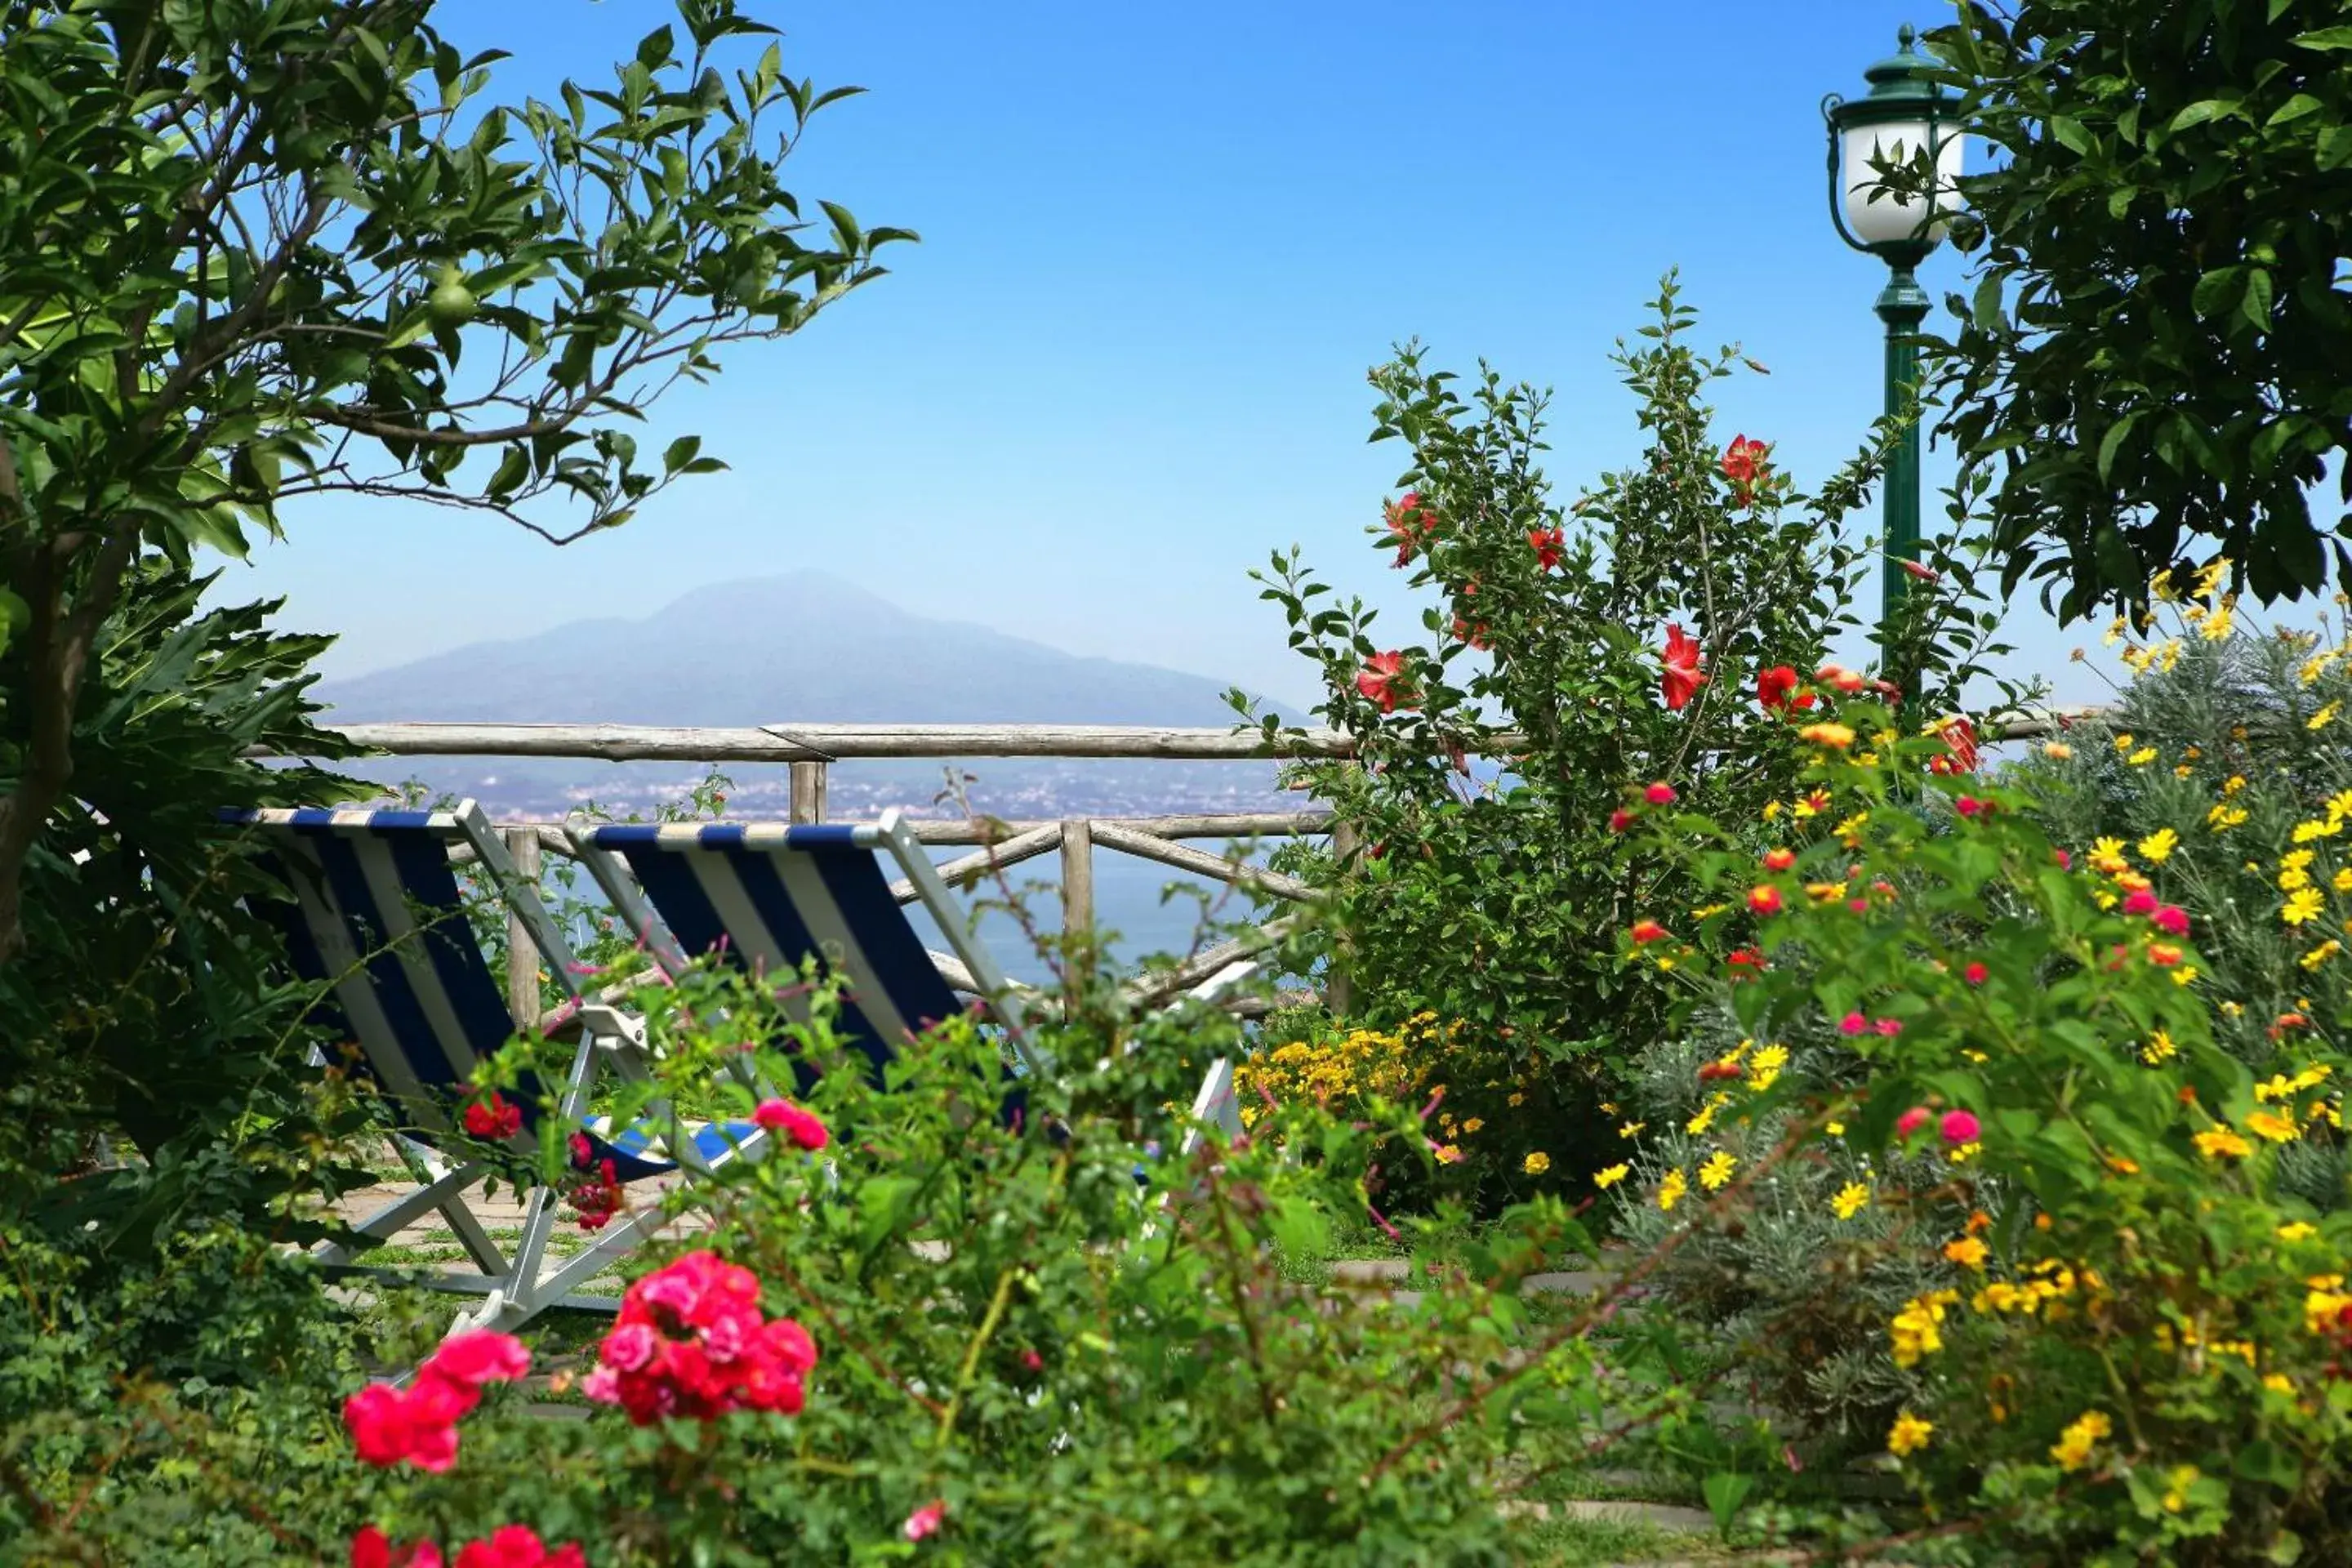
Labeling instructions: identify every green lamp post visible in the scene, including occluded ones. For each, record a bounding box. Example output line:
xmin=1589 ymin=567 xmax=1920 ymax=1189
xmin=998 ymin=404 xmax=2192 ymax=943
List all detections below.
xmin=1822 ymin=24 xmax=1963 ymax=657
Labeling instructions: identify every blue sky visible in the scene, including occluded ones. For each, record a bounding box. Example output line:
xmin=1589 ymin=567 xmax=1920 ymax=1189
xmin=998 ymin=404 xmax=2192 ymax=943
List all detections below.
xmin=230 ymin=0 xmax=2145 ymax=714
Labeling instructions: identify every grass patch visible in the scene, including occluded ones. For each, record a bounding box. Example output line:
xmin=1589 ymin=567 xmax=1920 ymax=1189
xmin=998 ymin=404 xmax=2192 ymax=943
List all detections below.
xmin=1512 ymin=1513 xmax=1725 ymax=1566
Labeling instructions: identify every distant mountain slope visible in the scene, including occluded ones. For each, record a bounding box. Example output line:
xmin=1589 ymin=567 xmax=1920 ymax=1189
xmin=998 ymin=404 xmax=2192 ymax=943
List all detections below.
xmin=316 ymin=572 xmax=1253 ymax=727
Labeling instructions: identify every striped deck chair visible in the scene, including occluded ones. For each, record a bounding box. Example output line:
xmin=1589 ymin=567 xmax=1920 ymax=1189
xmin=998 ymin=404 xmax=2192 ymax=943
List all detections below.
xmin=567 ymin=809 xmax=1257 ymax=1134
xmin=566 ymin=809 xmax=1039 ymax=1085
xmin=220 ymin=800 xmax=768 ymax=1334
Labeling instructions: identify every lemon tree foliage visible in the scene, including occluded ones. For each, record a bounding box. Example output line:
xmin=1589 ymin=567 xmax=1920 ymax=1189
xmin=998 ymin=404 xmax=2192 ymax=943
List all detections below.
xmin=0 ymin=0 xmax=909 ymax=961
xmin=1913 ymin=0 xmax=2352 ymax=619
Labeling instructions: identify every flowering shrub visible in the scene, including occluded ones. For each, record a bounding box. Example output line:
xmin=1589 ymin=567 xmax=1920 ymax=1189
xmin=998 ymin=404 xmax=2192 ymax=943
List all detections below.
xmin=1232 ymin=1010 xmax=1535 ymax=1208
xmin=24 ymin=954 xmax=1776 ymax=1562
xmin=2028 ymin=586 xmax=2352 ymax=1080
xmin=1615 ymin=694 xmax=2352 ymax=1560
xmin=1238 ymin=278 xmax=2016 ymax=1205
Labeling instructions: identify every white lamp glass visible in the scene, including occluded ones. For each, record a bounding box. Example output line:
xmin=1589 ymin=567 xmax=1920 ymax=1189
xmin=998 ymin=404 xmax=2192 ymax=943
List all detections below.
xmin=1839 ymin=122 xmax=1965 ymax=247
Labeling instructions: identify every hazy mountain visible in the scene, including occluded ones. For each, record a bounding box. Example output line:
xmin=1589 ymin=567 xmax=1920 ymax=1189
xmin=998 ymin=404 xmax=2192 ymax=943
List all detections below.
xmin=314 ymin=573 xmax=1305 ymax=821
xmin=318 ymin=572 xmax=1256 ymax=727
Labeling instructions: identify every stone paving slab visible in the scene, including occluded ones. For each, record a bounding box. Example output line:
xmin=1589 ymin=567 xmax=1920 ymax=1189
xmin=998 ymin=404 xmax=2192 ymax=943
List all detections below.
xmin=1326 ymin=1258 xmax=1610 ymax=1295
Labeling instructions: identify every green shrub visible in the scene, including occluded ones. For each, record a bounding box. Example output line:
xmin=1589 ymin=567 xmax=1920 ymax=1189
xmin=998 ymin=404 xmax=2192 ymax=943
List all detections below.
xmin=1238 ymin=278 xmax=2017 ymax=1209
xmin=1616 ymin=683 xmax=2352 ymax=1562
xmin=9 ymin=948 xmax=1750 ymax=1565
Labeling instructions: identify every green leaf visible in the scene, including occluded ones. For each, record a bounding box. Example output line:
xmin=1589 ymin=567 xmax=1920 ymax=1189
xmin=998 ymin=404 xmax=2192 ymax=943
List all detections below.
xmin=2318 ymin=124 xmax=2352 ymax=171
xmin=2233 ymin=1438 xmax=2304 ymax=1490
xmin=855 ymin=1176 xmax=919 ymax=1256
xmin=1701 ymin=1472 xmax=1755 ymax=1532
xmin=2290 ymin=24 xmax=2352 ymax=49
xmin=0 ymin=586 xmax=27 ymax=662
xmin=2265 ymin=93 xmax=2323 ymax=127
xmin=2243 ymin=267 xmax=2274 ymax=332
xmin=2169 ymin=100 xmax=2235 ymax=131
xmin=2097 ymin=412 xmax=2142 ymax=482
xmin=485 ymin=447 xmax=530 ymax=497
xmin=2192 ymin=265 xmax=2244 ymax=319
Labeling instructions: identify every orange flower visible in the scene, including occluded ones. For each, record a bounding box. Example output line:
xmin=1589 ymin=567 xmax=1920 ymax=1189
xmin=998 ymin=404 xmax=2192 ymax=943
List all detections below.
xmin=1629 ymin=920 xmax=1670 ymax=945
xmin=1763 ymin=847 xmax=1797 ymax=872
xmin=1356 ymin=650 xmax=1411 ymax=713
xmin=1748 ymin=884 xmax=1784 ymax=916
xmin=1800 ymin=722 xmax=1856 ymax=750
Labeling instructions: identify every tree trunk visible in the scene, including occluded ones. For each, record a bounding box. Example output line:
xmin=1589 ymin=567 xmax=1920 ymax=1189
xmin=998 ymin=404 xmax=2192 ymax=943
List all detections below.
xmin=0 ymin=530 xmax=136 ymax=964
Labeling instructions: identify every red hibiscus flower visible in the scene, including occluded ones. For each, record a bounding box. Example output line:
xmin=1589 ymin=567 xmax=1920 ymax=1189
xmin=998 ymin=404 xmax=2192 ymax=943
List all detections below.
xmin=1628 ymin=920 xmax=1670 ymax=945
xmin=1755 ymin=664 xmax=1801 ymax=711
xmin=1356 ymin=651 xmax=1411 ymax=714
xmin=1721 ymin=434 xmax=1768 ymax=483
xmin=1659 ymin=625 xmax=1705 ymax=711
xmin=1526 ymin=526 xmax=1564 ymax=571
xmin=1938 ymin=716 xmax=1980 ymax=773
xmin=1721 ymin=435 xmax=1771 ymax=503
xmin=1383 ymin=492 xmax=1437 ymax=566
xmin=1899 ymin=557 xmax=1943 ymax=585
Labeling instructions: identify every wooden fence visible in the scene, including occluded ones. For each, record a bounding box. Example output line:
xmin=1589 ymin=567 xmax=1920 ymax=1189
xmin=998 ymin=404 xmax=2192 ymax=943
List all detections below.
xmin=311 ymin=710 xmax=2100 ymax=1022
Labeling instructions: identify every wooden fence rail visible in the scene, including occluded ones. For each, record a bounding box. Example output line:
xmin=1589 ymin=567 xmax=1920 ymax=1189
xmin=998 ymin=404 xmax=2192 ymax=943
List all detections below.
xmin=310 ymin=708 xmax=2107 ymax=1014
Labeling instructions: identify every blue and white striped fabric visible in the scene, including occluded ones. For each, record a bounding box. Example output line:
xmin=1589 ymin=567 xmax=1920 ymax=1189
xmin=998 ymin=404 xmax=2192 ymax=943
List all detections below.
xmin=579 ymin=822 xmax=968 ymax=1084
xmin=225 ymin=806 xmax=706 ymax=1183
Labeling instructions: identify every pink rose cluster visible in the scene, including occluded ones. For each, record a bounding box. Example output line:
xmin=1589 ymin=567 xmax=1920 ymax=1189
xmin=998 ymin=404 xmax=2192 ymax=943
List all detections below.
xmin=344 ymin=1329 xmax=530 ymax=1472
xmin=584 ymin=1250 xmax=819 ymax=1425
xmin=1896 ymin=1106 xmax=1981 ymax=1146
xmin=351 ymin=1524 xmax=586 ymax=1568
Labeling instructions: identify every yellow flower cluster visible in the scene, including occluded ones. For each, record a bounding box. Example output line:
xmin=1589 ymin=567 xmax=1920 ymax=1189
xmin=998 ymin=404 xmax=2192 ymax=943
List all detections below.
xmin=2303 ymin=1275 xmax=2351 ymax=1335
xmin=1889 ymin=1290 xmax=1961 ymax=1367
xmin=1972 ymin=1260 xmax=2085 ymax=1318
xmin=1235 ymin=1012 xmax=1479 ymax=1128
xmin=1886 ymin=1410 xmax=1933 ymax=1457
xmin=2050 ymin=1409 xmax=2111 ymax=1472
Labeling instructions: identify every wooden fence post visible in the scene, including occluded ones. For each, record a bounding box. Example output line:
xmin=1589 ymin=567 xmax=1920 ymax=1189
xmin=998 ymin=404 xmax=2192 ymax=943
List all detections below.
xmin=789 ymin=760 xmax=828 ymax=825
xmin=504 ymin=824 xmax=543 ymax=1034
xmin=1326 ymin=816 xmax=1359 ymax=1018
xmin=1060 ymin=817 xmax=1094 ymax=965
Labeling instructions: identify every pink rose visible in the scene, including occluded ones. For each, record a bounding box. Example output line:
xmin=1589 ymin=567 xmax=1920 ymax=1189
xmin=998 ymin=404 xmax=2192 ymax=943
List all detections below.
xmin=1895 ymin=1107 xmax=1931 ymax=1138
xmin=600 ymin=1321 xmax=658 ymax=1373
xmin=904 ymin=1500 xmax=947 ymax=1543
xmin=425 ymin=1330 xmax=529 ymax=1389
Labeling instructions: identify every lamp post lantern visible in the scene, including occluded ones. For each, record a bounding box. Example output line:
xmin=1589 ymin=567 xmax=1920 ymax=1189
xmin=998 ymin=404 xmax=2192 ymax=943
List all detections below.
xmin=1823 ymin=24 xmax=1963 ymax=658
